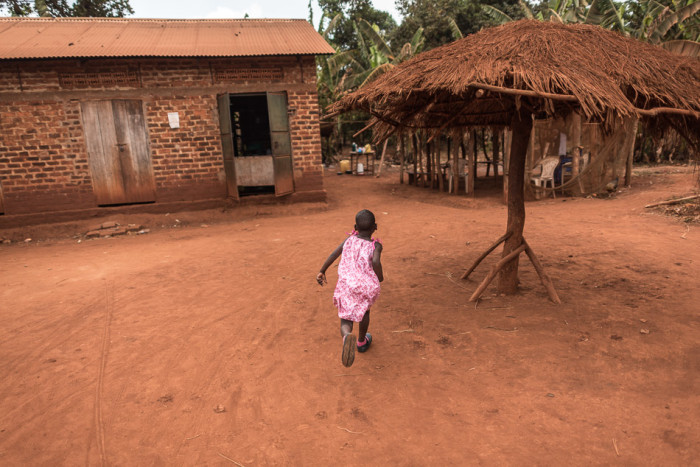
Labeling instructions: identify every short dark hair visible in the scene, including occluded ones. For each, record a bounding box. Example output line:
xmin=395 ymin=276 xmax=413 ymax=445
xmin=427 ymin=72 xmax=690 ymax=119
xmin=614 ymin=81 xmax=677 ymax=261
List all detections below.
xmin=355 ymin=209 xmax=376 ymax=230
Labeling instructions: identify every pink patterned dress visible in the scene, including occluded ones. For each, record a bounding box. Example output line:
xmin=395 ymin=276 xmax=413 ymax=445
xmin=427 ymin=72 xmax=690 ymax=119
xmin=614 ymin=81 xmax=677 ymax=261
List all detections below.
xmin=333 ymin=235 xmax=381 ymax=322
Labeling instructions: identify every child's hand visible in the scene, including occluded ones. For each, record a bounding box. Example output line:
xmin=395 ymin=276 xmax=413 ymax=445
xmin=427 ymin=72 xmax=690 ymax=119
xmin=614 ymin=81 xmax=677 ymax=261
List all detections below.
xmin=316 ymin=272 xmax=327 ymax=286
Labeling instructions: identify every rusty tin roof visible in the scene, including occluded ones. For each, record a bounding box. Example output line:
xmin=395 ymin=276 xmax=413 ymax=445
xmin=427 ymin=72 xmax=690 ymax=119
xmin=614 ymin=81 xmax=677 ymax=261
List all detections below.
xmin=0 ymin=17 xmax=335 ymax=59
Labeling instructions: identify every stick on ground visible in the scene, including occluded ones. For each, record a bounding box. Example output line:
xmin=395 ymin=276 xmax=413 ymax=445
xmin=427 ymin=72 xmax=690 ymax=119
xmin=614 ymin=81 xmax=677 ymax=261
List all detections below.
xmin=218 ymin=453 xmax=245 ymax=466
xmin=337 ymin=426 xmax=364 ymax=434
xmin=644 ymin=194 xmax=699 ymax=208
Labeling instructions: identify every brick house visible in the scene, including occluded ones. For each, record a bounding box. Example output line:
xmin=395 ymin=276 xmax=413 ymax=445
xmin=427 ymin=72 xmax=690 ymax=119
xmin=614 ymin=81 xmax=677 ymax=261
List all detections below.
xmin=0 ymin=17 xmax=334 ymax=216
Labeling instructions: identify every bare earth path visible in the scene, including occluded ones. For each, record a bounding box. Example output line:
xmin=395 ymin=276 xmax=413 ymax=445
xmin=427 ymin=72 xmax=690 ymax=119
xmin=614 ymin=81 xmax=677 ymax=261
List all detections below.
xmin=1 ymin=167 xmax=698 ymax=465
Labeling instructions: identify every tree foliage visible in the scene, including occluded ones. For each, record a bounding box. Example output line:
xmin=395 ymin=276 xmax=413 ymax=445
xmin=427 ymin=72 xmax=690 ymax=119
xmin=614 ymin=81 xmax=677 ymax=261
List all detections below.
xmin=0 ymin=0 xmax=133 ymax=17
xmin=313 ymin=0 xmax=699 ymax=163
xmin=392 ymin=0 xmax=526 ymax=50
xmin=317 ymin=0 xmax=397 ymax=51
xmin=315 ymin=7 xmax=426 ymax=158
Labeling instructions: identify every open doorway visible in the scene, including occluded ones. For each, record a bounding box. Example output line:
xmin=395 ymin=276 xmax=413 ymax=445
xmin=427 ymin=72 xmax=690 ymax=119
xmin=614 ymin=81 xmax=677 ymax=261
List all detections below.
xmin=217 ymin=92 xmax=295 ymax=198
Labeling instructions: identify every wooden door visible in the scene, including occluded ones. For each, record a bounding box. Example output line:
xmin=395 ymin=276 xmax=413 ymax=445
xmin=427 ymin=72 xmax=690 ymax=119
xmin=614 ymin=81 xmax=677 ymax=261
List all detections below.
xmin=112 ymin=100 xmax=156 ymax=202
xmin=217 ymin=93 xmax=239 ymax=200
xmin=81 ymin=100 xmax=155 ymax=205
xmin=266 ymin=92 xmax=294 ymax=196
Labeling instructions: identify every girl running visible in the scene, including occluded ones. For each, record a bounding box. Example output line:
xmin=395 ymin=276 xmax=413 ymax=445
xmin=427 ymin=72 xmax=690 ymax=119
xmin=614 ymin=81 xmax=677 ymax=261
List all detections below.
xmin=317 ymin=209 xmax=384 ymax=367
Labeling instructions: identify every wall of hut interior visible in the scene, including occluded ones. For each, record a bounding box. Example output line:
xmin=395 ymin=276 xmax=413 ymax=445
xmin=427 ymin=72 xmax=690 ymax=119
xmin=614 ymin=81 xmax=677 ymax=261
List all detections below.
xmin=526 ymin=113 xmax=638 ymax=199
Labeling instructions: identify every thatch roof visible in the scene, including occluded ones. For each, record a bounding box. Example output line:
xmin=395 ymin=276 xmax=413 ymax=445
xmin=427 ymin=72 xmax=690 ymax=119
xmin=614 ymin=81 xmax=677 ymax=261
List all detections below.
xmin=328 ymin=20 xmax=700 ymax=139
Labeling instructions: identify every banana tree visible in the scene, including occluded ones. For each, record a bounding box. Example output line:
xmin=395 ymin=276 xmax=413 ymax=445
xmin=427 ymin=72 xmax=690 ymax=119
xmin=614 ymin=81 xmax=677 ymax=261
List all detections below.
xmin=346 ymin=19 xmax=425 ymax=89
xmin=316 ymin=11 xmax=353 ymax=160
xmin=482 ymin=0 xmax=589 ymax=25
xmin=585 ymin=0 xmax=628 ymax=33
xmin=638 ymin=0 xmax=700 ymax=56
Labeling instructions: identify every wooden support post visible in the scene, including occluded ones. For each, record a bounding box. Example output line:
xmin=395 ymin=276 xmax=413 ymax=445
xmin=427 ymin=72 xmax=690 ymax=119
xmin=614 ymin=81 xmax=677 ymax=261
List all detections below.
xmin=570 ymin=116 xmax=585 ymax=194
xmin=447 ymin=136 xmax=452 ymax=193
xmin=461 ymin=231 xmax=512 ymax=280
xmin=525 ymin=123 xmax=538 ymax=199
xmin=571 ymin=112 xmax=582 ymax=180
xmin=425 ymin=140 xmax=430 ymax=187
xmin=418 ymin=135 xmax=426 ymax=187
xmin=492 ymin=129 xmax=500 ymax=180
xmin=503 ymin=129 xmax=512 ymax=203
xmin=412 ymin=133 xmax=418 ymax=186
xmin=431 ymin=144 xmax=434 ymax=190
xmin=438 ymin=140 xmax=442 ymax=190
xmin=522 ymin=239 xmax=561 ymax=304
xmin=399 ymin=133 xmax=405 ymax=184
xmin=481 ymin=129 xmax=491 ymax=177
xmin=432 ymin=140 xmax=437 ymax=189
xmin=624 ymin=118 xmax=638 ymax=187
xmin=466 ymin=131 xmax=475 ymax=196
xmin=472 ymin=130 xmax=478 ymax=177
xmin=430 ymin=141 xmax=436 ymax=188
xmin=452 ymin=130 xmax=460 ymax=195
xmin=497 ymin=111 xmax=532 ymax=294
xmin=376 ymin=138 xmax=389 ymax=177
xmin=469 ymin=243 xmax=526 ymax=302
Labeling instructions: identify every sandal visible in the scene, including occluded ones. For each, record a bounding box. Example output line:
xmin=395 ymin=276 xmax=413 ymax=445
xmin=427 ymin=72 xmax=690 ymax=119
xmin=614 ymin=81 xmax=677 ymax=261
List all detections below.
xmin=342 ymin=333 xmax=356 ymax=367
xmin=357 ymin=333 xmax=372 ymax=353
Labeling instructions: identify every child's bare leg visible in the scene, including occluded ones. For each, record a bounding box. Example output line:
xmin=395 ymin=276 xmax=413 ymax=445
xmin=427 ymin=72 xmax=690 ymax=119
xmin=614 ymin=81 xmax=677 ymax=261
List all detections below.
xmin=340 ymin=319 xmax=354 ymax=338
xmin=340 ymin=319 xmax=356 ymax=367
xmin=358 ymin=310 xmax=370 ymax=342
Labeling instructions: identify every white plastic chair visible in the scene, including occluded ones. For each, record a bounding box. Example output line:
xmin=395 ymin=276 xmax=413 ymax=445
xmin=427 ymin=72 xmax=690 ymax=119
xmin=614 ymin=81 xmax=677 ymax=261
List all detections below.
xmin=531 ymin=156 xmax=560 ymax=198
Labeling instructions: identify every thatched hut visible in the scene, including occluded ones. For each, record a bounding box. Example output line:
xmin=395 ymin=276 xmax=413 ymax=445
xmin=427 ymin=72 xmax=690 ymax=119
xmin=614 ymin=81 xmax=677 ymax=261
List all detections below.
xmin=328 ymin=20 xmax=700 ymax=300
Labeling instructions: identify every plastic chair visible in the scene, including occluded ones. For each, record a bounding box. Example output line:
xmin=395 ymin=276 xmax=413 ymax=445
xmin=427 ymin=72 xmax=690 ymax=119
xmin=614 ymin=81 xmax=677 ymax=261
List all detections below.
xmin=560 ymin=149 xmax=590 ymax=183
xmin=531 ymin=156 xmax=560 ymax=198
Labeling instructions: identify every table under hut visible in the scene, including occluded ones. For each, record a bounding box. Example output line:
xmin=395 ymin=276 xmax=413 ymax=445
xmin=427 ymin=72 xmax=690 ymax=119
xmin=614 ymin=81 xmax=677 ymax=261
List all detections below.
xmin=328 ymin=20 xmax=700 ymax=302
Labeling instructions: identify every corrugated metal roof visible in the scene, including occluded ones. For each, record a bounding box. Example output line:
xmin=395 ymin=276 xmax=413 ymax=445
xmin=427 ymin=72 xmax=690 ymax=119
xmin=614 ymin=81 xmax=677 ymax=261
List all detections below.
xmin=0 ymin=17 xmax=335 ymax=59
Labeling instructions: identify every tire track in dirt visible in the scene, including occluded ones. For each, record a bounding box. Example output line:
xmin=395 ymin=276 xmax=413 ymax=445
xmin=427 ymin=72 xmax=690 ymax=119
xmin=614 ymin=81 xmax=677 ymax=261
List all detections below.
xmin=88 ymin=282 xmax=113 ymax=467
xmin=0 ymin=295 xmax=104 ymax=401
xmin=165 ymin=232 xmax=310 ymax=463
xmin=120 ymin=245 xmax=268 ymax=463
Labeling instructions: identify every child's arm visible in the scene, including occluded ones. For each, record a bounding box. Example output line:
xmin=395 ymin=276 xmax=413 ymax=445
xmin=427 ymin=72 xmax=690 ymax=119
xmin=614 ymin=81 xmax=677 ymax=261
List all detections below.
xmin=317 ymin=239 xmax=346 ymax=286
xmin=372 ymin=242 xmax=384 ymax=282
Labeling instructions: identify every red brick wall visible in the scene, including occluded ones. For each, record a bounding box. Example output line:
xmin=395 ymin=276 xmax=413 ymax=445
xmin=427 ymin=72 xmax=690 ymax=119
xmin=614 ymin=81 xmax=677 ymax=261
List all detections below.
xmin=288 ymin=89 xmax=323 ymax=193
xmin=145 ymin=95 xmax=226 ymax=202
xmin=0 ymin=100 xmax=95 ymax=213
xmin=0 ymin=56 xmax=325 ymax=215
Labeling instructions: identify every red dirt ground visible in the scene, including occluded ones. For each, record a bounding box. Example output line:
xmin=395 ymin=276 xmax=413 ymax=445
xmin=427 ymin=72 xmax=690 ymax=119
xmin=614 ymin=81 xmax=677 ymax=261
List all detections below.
xmin=1 ymin=166 xmax=698 ymax=465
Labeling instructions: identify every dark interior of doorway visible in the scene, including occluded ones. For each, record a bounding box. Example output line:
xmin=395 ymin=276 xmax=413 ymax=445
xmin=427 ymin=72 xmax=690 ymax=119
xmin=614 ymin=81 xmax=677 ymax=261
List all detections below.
xmin=230 ymin=94 xmax=275 ymax=196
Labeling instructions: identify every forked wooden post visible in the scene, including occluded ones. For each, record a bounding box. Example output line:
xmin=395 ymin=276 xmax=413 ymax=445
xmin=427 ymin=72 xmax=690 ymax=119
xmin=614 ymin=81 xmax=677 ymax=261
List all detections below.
xmin=497 ymin=111 xmax=530 ymax=293
xmin=469 ymin=243 xmax=526 ymax=302
xmin=522 ymin=239 xmax=561 ymax=304
xmin=467 ymin=237 xmax=562 ymax=303
xmin=461 ymin=231 xmax=512 ymax=280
